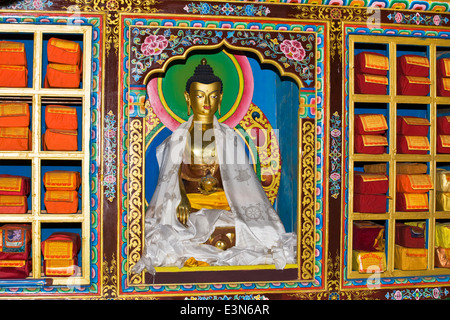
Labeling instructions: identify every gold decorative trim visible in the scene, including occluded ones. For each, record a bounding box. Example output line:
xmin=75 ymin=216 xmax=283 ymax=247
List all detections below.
xmin=127 ymin=118 xmax=145 ymax=285
xmin=103 ymin=253 xmax=118 ymax=299
xmin=299 ymin=118 xmax=316 ymax=280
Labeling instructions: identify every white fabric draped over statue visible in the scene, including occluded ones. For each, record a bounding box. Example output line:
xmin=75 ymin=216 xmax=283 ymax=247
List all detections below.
xmin=132 ymin=116 xmax=297 ymax=275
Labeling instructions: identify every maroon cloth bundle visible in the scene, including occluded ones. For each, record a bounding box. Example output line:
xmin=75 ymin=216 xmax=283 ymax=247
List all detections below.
xmin=0 ymin=259 xmax=31 ymax=279
xmin=0 ymin=175 xmax=30 ymax=196
xmin=355 ymin=52 xmax=389 ymax=76
xmin=355 ymin=73 xmax=388 ymax=95
xmin=353 ymin=221 xmax=385 ymax=252
xmin=354 ymin=172 xmax=389 ymax=194
xmin=354 ymin=134 xmax=387 ymax=154
xmin=354 ymin=114 xmax=388 ymax=135
xmin=397 ymin=75 xmax=430 ymax=96
xmin=437 ymin=116 xmax=450 ymax=135
xmin=437 ymin=77 xmax=450 ymax=97
xmin=396 ymin=116 xmax=429 ymax=136
xmin=437 ymin=58 xmax=450 ymax=78
xmin=397 ymin=55 xmax=430 ymax=77
xmin=354 ymin=194 xmax=387 ymax=213
xmin=437 ymin=135 xmax=450 ymax=154
xmin=397 ymin=135 xmax=429 ymax=155
xmin=396 ymin=192 xmax=428 ymax=212
xmin=0 ymin=224 xmax=31 ymax=260
xmin=395 ymin=222 xmax=425 ymax=248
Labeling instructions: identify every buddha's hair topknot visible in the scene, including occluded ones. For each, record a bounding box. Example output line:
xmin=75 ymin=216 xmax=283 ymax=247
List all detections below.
xmin=185 ymin=58 xmax=223 ymax=92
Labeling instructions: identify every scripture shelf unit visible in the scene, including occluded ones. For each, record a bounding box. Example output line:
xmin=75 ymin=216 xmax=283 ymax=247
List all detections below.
xmin=0 ymin=24 xmax=92 ymax=286
xmin=347 ymin=34 xmax=450 ymax=280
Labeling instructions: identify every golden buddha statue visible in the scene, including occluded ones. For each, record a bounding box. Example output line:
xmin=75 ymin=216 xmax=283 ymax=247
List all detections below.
xmin=132 ymin=58 xmax=296 ymax=275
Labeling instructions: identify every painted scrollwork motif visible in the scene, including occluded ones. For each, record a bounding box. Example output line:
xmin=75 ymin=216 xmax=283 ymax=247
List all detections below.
xmin=128 ymin=119 xmax=145 ymax=284
xmin=300 ymin=119 xmax=315 ymax=280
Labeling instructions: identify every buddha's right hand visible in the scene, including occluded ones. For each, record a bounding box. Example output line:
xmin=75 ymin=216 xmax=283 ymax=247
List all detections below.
xmin=176 ymin=196 xmax=191 ymax=226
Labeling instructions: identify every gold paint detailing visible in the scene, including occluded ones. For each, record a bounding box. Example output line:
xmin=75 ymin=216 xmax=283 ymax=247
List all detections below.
xmin=128 ymin=119 xmax=145 ymax=285
xmin=66 ymin=0 xmax=160 ymax=55
xmin=300 ymin=119 xmax=315 ymax=280
xmin=291 ymin=6 xmax=370 ymax=61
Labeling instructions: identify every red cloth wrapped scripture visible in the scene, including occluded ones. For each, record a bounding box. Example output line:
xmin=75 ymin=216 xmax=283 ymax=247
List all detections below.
xmin=0 ymin=259 xmax=31 ymax=279
xmin=42 ymin=232 xmax=80 ymax=277
xmin=437 ymin=116 xmax=450 ymax=135
xmin=0 ymin=195 xmax=27 ymax=214
xmin=44 ymin=63 xmax=81 ymax=88
xmin=0 ymin=175 xmax=30 ymax=196
xmin=437 ymin=58 xmax=450 ymax=78
xmin=355 ymin=73 xmax=388 ymax=95
xmin=0 ymin=65 xmax=27 ymax=87
xmin=355 ymin=52 xmax=389 ymax=75
xmin=353 ymin=221 xmax=385 ymax=252
xmin=397 ymin=116 xmax=429 ymax=136
xmin=43 ymin=129 xmax=77 ymax=151
xmin=354 ymin=134 xmax=387 ymax=154
xmin=47 ymin=38 xmax=81 ymax=67
xmin=41 ymin=232 xmax=81 ymax=260
xmin=0 ymin=103 xmax=30 ymax=127
xmin=397 ymin=55 xmax=429 ymax=77
xmin=43 ymin=171 xmax=81 ymax=191
xmin=44 ymin=191 xmax=79 ymax=214
xmin=437 ymin=135 xmax=450 ymax=154
xmin=395 ymin=222 xmax=425 ymax=248
xmin=354 ymin=114 xmax=388 ymax=135
xmin=437 ymin=77 xmax=450 ymax=97
xmin=397 ymin=75 xmax=430 ymax=96
xmin=397 ymin=135 xmax=429 ymax=154
xmin=0 ymin=41 xmax=27 ymax=66
xmin=354 ymin=193 xmax=387 ymax=213
xmin=354 ymin=172 xmax=388 ymax=194
xmin=0 ymin=224 xmax=31 ymax=260
xmin=396 ymin=174 xmax=432 ymax=193
xmin=45 ymin=105 xmax=77 ymax=130
xmin=0 ymin=127 xmax=31 ymax=151
xmin=396 ymin=192 xmax=428 ymax=212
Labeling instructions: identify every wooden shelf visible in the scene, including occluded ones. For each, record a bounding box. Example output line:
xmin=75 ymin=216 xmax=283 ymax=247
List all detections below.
xmin=347 ymin=35 xmax=450 ymax=280
xmin=0 ymin=24 xmax=92 ymax=286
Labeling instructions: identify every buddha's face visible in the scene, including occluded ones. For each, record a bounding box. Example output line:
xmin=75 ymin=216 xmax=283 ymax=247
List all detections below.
xmin=185 ymin=81 xmax=222 ymax=118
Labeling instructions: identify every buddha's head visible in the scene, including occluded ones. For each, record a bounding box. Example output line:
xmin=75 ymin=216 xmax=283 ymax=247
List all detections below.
xmin=184 ymin=58 xmax=223 ymax=119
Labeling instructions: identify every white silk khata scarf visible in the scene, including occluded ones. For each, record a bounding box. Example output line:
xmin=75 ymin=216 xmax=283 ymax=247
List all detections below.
xmin=132 ymin=116 xmax=297 ymax=275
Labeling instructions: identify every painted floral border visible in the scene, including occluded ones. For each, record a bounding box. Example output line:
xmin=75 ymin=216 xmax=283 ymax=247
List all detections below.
xmin=120 ymin=16 xmax=326 ymax=296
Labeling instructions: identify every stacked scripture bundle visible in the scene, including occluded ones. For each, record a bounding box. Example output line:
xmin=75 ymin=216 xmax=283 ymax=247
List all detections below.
xmin=0 ymin=41 xmax=28 ymax=87
xmin=43 ymin=170 xmax=81 ymax=214
xmin=396 ymin=172 xmax=432 ymax=212
xmin=352 ymin=221 xmax=386 ymax=273
xmin=353 ymin=171 xmax=389 ymax=213
xmin=354 ymin=114 xmax=388 ymax=154
xmin=0 ymin=103 xmax=31 ymax=151
xmin=394 ymin=222 xmax=427 ymax=270
xmin=436 ymin=116 xmax=450 ymax=153
xmin=397 ymin=55 xmax=431 ymax=96
xmin=435 ymin=222 xmax=450 ymax=268
xmin=0 ymin=174 xmax=30 ymax=214
xmin=437 ymin=58 xmax=450 ymax=97
xmin=354 ymin=52 xmax=389 ymax=95
xmin=0 ymin=224 xmax=31 ymax=278
xmin=44 ymin=38 xmax=82 ymax=88
xmin=396 ymin=116 xmax=430 ymax=155
xmin=41 ymin=232 xmax=80 ymax=276
xmin=42 ymin=105 xmax=78 ymax=151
